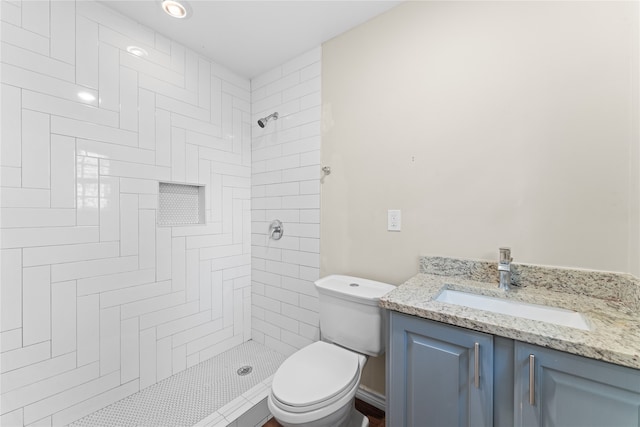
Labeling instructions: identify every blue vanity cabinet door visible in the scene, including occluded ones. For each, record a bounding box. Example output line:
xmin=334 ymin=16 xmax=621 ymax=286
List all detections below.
xmin=514 ymin=342 xmax=640 ymax=427
xmin=387 ymin=312 xmax=494 ymax=427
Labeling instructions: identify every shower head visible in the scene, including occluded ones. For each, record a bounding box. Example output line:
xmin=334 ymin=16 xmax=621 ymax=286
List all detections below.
xmin=257 ymin=112 xmax=278 ymax=128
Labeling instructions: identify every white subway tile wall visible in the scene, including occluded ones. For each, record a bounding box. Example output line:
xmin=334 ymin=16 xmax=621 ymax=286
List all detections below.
xmin=250 ymin=47 xmax=322 ymax=357
xmin=0 ymin=0 xmax=252 ymax=425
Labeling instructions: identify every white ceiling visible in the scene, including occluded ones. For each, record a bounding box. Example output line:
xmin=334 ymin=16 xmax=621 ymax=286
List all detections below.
xmin=102 ymin=0 xmax=401 ymax=79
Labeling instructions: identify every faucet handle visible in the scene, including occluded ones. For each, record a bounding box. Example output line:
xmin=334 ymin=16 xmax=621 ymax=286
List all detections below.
xmin=499 ymin=247 xmax=512 ymax=263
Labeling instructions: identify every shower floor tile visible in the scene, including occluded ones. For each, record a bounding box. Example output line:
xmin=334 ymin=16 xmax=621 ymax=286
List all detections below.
xmin=70 ymin=340 xmax=286 ymax=427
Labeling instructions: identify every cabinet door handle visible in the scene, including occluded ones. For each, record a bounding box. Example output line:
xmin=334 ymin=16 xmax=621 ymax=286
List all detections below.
xmin=529 ymin=354 xmax=535 ymax=405
xmin=474 ymin=342 xmax=480 ymax=388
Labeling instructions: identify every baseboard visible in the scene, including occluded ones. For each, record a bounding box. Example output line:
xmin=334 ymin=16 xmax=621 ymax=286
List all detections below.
xmin=356 ymin=386 xmax=386 ymax=411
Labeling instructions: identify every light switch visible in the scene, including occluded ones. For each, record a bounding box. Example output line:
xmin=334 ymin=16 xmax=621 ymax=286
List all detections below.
xmin=388 ymin=209 xmax=401 ymax=231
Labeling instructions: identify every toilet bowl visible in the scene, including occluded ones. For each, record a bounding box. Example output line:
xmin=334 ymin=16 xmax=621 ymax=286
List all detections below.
xmin=267 ymin=275 xmax=394 ymax=427
xmin=268 ymin=341 xmax=366 ymax=427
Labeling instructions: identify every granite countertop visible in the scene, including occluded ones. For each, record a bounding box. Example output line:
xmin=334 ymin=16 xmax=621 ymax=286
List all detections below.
xmin=379 ymin=257 xmax=640 ymax=370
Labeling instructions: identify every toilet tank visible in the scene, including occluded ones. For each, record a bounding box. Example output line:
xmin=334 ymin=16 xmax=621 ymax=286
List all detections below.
xmin=314 ymin=275 xmax=395 ymax=357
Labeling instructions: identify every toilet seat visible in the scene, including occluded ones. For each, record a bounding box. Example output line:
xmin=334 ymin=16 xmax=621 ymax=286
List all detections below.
xmin=271 ymin=341 xmax=361 ymax=413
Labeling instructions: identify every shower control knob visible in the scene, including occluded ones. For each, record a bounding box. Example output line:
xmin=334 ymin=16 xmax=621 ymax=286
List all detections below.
xmin=269 ymin=220 xmax=284 ymax=240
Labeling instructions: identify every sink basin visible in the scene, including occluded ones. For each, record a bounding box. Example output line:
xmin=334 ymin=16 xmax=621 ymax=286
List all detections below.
xmin=436 ymin=289 xmax=590 ymax=330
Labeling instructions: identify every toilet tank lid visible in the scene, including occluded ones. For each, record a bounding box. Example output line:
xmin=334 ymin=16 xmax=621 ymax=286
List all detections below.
xmin=315 ymin=275 xmax=395 ymax=303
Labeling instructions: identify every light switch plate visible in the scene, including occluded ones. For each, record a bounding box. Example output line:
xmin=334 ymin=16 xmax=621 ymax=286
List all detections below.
xmin=388 ymin=209 xmax=401 ymax=231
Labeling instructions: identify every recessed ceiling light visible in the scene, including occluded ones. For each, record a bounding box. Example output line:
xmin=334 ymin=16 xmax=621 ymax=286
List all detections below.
xmin=126 ymin=46 xmax=148 ymax=57
xmin=77 ymin=91 xmax=96 ymax=102
xmin=162 ymin=0 xmax=189 ymax=19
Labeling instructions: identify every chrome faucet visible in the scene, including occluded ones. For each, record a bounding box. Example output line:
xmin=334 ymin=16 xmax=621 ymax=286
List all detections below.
xmin=498 ymin=247 xmax=512 ymax=290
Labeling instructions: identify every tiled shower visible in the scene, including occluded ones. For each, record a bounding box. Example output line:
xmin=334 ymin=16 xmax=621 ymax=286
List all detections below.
xmin=0 ymin=0 xmax=321 ymax=425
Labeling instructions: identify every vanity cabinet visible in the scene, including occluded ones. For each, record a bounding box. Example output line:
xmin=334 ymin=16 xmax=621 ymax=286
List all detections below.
xmin=514 ymin=342 xmax=640 ymax=427
xmin=388 ymin=312 xmax=640 ymax=427
xmin=387 ymin=312 xmax=494 ymax=427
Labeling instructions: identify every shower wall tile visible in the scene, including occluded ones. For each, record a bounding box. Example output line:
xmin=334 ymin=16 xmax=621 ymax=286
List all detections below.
xmin=171 ymin=127 xmax=187 ymax=182
xmin=0 ymin=329 xmax=22 ymax=354
xmin=138 ymin=89 xmax=156 ymax=150
xmin=101 ymin=280 xmax=171 ymax=309
xmin=120 ymin=194 xmax=139 ymax=256
xmin=251 ymin=48 xmax=321 ymax=357
xmin=0 ymin=207 xmax=75 ymax=228
xmin=155 ymin=109 xmax=172 ymax=166
xmin=156 ymin=337 xmax=173 ymax=382
xmin=75 ymin=16 xmax=99 ymax=89
xmin=2 ymin=42 xmax=74 ymax=82
xmin=0 ymin=0 xmax=252 ymax=424
xmin=139 ymin=210 xmax=157 ymax=269
xmin=23 ymin=371 xmax=119 ymax=425
xmin=2 ymin=64 xmax=99 ymax=106
xmin=186 ymin=248 xmax=200 ymax=301
xmin=3 ymin=17 xmax=46 ymax=52
xmin=50 ymin=135 xmax=77 ymax=209
xmin=76 ymin=156 xmax=99 ymax=226
xmin=99 ymin=159 xmax=170 ymax=180
xmin=1 ymin=83 xmax=22 ymax=168
xmin=138 ymin=300 xmax=199 ymax=331
xmin=21 ymin=110 xmax=50 ymax=189
xmin=1 ymin=342 xmax=51 ymax=375
xmin=23 ymin=90 xmax=117 ymax=126
xmin=1 ymin=249 xmax=22 ymax=332
xmin=0 ymin=410 xmax=23 ymax=427
xmin=21 ymin=0 xmax=50 ymax=38
xmin=120 ymin=318 xmax=140 ymax=383
xmin=52 ymin=116 xmax=137 ymax=146
xmin=77 ymin=268 xmax=155 ymax=296
xmin=172 ymin=236 xmax=187 ymax=291
xmin=0 ymin=0 xmax=21 ymax=26
xmin=51 ymin=280 xmax=77 ymax=357
xmin=98 ymin=44 xmax=120 ymax=112
xmin=1 ymin=352 xmax=76 ymax=395
xmin=172 ymin=345 xmax=187 ymax=374
xmin=50 ymin=0 xmax=75 ymax=64
xmin=98 ymin=175 xmax=120 ymax=242
xmin=0 ymin=226 xmax=99 ymax=249
xmin=139 ymin=195 xmax=158 ymax=209
xmin=139 ymin=328 xmax=156 ymax=390
xmin=119 ymin=67 xmax=139 ymax=132
xmin=0 ymin=166 xmax=21 ymax=188
xmin=77 ymin=295 xmax=100 ymax=366
xmin=5 ymin=363 xmax=100 ymax=418
xmin=23 ymin=242 xmax=118 ymax=267
xmin=77 ymin=139 xmax=154 ymax=165
xmin=51 ymin=256 xmax=138 ymax=283
xmin=121 ymin=290 xmax=186 ymax=320
xmin=22 ymin=266 xmax=51 ymax=346
xmin=99 ymin=307 xmax=121 ymax=375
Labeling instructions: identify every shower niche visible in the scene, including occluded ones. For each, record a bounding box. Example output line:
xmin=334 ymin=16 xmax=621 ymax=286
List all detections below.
xmin=158 ymin=182 xmax=206 ymax=226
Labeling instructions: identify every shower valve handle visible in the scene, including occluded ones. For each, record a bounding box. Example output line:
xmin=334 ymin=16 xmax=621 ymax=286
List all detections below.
xmin=269 ymin=220 xmax=284 ymax=240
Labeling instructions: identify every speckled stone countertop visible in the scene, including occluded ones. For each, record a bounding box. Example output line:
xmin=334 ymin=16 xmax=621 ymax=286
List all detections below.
xmin=380 ymin=256 xmax=640 ymax=369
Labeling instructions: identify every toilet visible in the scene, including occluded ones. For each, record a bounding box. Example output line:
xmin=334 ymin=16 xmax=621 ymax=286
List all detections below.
xmin=267 ymin=275 xmax=394 ymax=427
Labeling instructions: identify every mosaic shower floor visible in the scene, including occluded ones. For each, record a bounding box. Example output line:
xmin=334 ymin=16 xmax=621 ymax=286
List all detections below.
xmin=70 ymin=341 xmax=287 ymax=427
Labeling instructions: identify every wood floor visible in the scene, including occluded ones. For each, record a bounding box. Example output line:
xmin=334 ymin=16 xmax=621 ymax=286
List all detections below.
xmin=262 ymin=398 xmax=385 ymax=427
